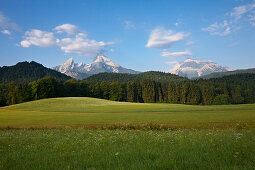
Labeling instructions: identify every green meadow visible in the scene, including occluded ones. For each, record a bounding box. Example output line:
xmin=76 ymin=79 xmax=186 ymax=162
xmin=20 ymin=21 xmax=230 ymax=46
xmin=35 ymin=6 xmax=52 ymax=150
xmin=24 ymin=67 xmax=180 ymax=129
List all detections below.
xmin=1 ymin=130 xmax=255 ymax=169
xmin=0 ymin=97 xmax=255 ymax=129
xmin=1 ymin=97 xmax=255 ymax=169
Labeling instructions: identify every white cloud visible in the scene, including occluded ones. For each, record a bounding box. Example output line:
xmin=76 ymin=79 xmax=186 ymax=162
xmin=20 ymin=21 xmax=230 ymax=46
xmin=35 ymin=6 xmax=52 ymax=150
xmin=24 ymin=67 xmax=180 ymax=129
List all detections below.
xmin=123 ymin=20 xmax=135 ymax=30
xmin=0 ymin=11 xmax=20 ymax=32
xmin=231 ymin=5 xmax=248 ymax=20
xmin=161 ymin=50 xmax=191 ymax=58
xmin=54 ymin=24 xmax=79 ymax=34
xmin=20 ymin=24 xmax=115 ymax=57
xmin=146 ymin=27 xmax=189 ymax=49
xmin=202 ymin=1 xmax=255 ymax=36
xmin=20 ymin=29 xmax=59 ymax=48
xmin=202 ymin=20 xmax=232 ymax=36
xmin=1 ymin=29 xmax=11 ymax=35
xmin=249 ymin=15 xmax=255 ymax=26
xmin=58 ymin=33 xmax=114 ymax=57
xmin=230 ymin=2 xmax=255 ymax=20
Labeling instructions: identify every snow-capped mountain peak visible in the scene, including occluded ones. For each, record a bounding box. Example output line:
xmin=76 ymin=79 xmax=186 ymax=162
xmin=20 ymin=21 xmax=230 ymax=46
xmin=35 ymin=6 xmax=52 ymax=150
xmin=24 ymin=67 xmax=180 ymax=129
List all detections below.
xmin=77 ymin=62 xmax=83 ymax=67
xmin=94 ymin=55 xmax=120 ymax=67
xmin=94 ymin=55 xmax=110 ymax=63
xmin=168 ymin=58 xmax=232 ymax=79
xmin=54 ymin=57 xmax=76 ymax=73
xmin=65 ymin=57 xmax=74 ymax=65
xmin=53 ymin=55 xmax=139 ymax=79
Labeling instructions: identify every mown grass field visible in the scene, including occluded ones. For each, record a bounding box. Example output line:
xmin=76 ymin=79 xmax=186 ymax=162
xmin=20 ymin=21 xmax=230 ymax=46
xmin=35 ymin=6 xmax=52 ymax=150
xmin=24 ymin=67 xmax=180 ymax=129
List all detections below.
xmin=1 ymin=97 xmax=255 ymax=169
xmin=0 ymin=97 xmax=255 ymax=129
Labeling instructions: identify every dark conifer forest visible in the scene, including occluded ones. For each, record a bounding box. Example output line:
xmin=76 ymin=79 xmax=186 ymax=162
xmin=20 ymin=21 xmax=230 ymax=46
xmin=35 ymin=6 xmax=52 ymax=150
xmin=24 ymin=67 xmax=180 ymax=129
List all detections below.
xmin=1 ymin=73 xmax=255 ymax=107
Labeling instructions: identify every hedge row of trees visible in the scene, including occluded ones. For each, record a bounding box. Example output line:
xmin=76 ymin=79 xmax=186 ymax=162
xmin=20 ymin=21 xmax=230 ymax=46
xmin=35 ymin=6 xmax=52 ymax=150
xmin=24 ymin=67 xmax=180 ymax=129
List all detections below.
xmin=0 ymin=74 xmax=255 ymax=107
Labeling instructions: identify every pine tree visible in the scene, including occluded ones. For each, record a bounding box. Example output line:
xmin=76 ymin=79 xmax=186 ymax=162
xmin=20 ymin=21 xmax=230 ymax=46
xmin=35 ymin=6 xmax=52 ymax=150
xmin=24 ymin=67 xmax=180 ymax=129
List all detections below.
xmin=0 ymin=84 xmax=7 ymax=106
xmin=64 ymin=78 xmax=80 ymax=97
xmin=188 ymin=83 xmax=201 ymax=105
xmin=200 ymin=83 xmax=214 ymax=105
xmin=142 ymin=80 xmax=156 ymax=103
xmin=127 ymin=82 xmax=135 ymax=102
xmin=168 ymin=82 xmax=179 ymax=103
xmin=230 ymin=85 xmax=244 ymax=104
xmin=109 ymin=81 xmax=122 ymax=101
xmin=80 ymin=80 xmax=90 ymax=97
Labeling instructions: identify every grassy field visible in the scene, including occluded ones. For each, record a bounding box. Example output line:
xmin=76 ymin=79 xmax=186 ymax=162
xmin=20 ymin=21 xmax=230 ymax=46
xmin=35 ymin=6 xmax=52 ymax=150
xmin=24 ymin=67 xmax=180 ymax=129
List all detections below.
xmin=1 ymin=129 xmax=255 ymax=169
xmin=1 ymin=97 xmax=255 ymax=169
xmin=0 ymin=97 xmax=255 ymax=129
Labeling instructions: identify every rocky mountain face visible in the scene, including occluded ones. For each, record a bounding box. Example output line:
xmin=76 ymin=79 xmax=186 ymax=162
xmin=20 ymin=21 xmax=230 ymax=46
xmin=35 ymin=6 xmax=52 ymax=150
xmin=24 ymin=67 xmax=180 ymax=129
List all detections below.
xmin=53 ymin=55 xmax=140 ymax=79
xmin=168 ymin=59 xmax=232 ymax=79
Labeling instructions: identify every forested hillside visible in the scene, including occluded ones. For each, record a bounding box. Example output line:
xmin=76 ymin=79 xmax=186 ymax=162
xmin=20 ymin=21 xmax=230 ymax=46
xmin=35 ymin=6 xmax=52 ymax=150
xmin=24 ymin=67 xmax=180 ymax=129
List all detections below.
xmin=86 ymin=71 xmax=188 ymax=82
xmin=0 ymin=61 xmax=71 ymax=84
xmin=200 ymin=68 xmax=255 ymax=79
xmin=1 ymin=73 xmax=254 ymax=107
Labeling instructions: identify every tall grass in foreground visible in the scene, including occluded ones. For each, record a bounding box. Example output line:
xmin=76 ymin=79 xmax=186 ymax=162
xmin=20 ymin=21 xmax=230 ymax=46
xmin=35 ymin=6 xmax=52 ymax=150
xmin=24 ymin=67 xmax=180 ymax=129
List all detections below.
xmin=1 ymin=130 xmax=255 ymax=169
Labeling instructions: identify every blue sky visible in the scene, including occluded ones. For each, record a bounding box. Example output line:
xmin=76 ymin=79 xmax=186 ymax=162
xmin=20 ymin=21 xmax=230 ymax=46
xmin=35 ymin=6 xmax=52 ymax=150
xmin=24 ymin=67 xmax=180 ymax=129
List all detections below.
xmin=0 ymin=0 xmax=255 ymax=72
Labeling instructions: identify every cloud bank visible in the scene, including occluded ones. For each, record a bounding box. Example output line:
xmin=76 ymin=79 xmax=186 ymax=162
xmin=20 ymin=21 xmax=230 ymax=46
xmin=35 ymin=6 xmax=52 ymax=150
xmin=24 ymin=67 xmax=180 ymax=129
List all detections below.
xmin=20 ymin=24 xmax=114 ymax=57
xmin=59 ymin=33 xmax=114 ymax=57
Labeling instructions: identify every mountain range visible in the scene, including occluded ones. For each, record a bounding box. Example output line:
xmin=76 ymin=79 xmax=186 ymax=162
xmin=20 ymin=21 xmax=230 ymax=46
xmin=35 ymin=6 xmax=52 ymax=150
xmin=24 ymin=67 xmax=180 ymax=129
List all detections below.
xmin=1 ymin=56 xmax=254 ymax=85
xmin=0 ymin=61 xmax=187 ymax=84
xmin=53 ymin=56 xmax=238 ymax=79
xmin=53 ymin=55 xmax=140 ymax=80
xmin=168 ymin=59 xmax=232 ymax=79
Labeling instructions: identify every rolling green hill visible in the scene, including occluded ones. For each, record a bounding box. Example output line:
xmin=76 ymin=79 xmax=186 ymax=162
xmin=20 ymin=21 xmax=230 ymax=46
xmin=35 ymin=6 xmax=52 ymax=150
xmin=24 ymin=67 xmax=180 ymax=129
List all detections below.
xmin=86 ymin=71 xmax=188 ymax=82
xmin=0 ymin=61 xmax=71 ymax=84
xmin=1 ymin=97 xmax=255 ymax=129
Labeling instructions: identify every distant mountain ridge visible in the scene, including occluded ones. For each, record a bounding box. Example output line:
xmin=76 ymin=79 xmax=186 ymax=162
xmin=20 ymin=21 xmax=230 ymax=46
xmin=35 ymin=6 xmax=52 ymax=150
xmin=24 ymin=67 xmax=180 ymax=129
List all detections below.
xmin=199 ymin=68 xmax=255 ymax=79
xmin=168 ymin=59 xmax=232 ymax=79
xmin=86 ymin=71 xmax=188 ymax=83
xmin=0 ymin=61 xmax=71 ymax=84
xmin=53 ymin=55 xmax=140 ymax=79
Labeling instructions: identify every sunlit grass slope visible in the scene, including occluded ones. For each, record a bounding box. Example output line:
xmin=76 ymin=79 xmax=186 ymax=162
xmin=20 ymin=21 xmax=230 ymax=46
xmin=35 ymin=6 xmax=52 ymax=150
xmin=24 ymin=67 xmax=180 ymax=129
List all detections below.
xmin=0 ymin=97 xmax=255 ymax=129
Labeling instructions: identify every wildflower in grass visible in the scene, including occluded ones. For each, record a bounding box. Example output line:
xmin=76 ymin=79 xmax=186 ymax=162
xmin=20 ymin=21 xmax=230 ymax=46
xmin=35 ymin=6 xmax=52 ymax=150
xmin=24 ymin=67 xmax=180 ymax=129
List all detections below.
xmin=233 ymin=152 xmax=239 ymax=158
xmin=115 ymin=152 xmax=119 ymax=156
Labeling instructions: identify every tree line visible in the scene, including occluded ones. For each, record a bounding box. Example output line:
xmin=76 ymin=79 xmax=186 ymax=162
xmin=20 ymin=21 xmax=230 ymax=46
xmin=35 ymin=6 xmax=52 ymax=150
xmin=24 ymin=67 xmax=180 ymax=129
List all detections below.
xmin=86 ymin=71 xmax=187 ymax=83
xmin=0 ymin=73 xmax=255 ymax=107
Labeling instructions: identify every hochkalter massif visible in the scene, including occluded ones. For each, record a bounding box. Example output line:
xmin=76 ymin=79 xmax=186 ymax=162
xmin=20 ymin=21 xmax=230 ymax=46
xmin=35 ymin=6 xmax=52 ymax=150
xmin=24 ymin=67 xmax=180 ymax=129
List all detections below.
xmin=168 ymin=58 xmax=232 ymax=79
